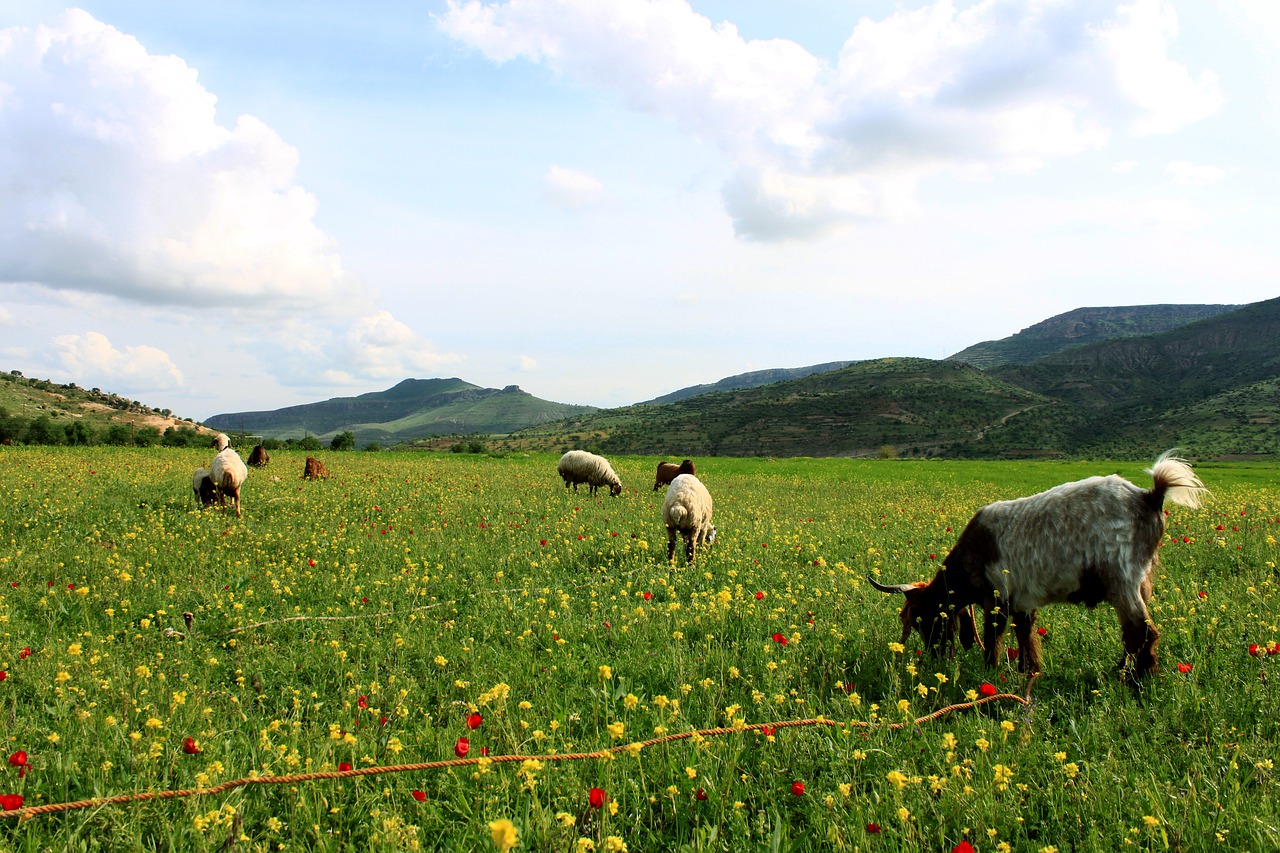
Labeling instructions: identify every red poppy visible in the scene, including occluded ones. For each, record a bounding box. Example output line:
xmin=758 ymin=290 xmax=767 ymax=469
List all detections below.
xmin=772 ymin=633 xmax=788 ymax=646
xmin=182 ymin=737 xmax=200 ymax=755
xmin=358 ymin=696 xmax=369 ymax=709
xmin=1006 ymin=647 xmax=1019 ymax=660
xmin=467 ymin=712 xmax=483 ymax=730
xmin=1198 ymin=590 xmax=1208 ymax=598
xmin=760 ymin=725 xmax=777 ymax=736
xmin=0 ymin=794 xmax=23 ymax=811
xmin=790 ymin=781 xmax=805 ymax=796
xmin=1177 ymin=663 xmax=1193 ymax=673
xmin=695 ymin=788 xmax=707 ymax=801
xmin=480 ymin=747 xmax=490 ymax=757
xmin=454 ymin=737 xmax=470 ymax=758
xmin=642 ymin=592 xmax=653 ymax=600
xmin=411 ymin=789 xmax=426 ymax=802
xmin=589 ymin=787 xmax=607 ymax=809
xmin=308 ymin=559 xmax=317 ymax=567
xmin=929 ymin=553 xmax=936 ymax=560
xmin=952 ymin=842 xmax=976 ymax=853
xmin=0 ymin=671 xmax=7 ymax=682
xmin=1036 ymin=626 xmax=1048 ymax=636
xmin=18 ymin=649 xmax=31 ymax=659
xmin=1250 ymin=643 xmax=1262 ymax=657
xmin=755 ymin=591 xmax=765 ymax=600
xmin=978 ymin=683 xmax=997 ymax=698
xmin=865 ymin=823 xmax=881 ymax=834
xmin=540 ymin=540 xmax=547 ymax=546
xmin=6 ymin=751 xmax=26 ymax=768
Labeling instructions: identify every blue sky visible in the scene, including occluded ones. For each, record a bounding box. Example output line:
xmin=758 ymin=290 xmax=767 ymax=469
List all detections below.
xmin=2 ymin=1 xmax=1277 ymax=420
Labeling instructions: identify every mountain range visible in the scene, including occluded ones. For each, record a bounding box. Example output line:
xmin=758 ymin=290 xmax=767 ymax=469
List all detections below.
xmin=197 ymin=299 xmax=1280 ymax=459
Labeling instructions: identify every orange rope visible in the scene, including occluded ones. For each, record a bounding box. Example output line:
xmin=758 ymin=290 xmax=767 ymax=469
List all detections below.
xmin=0 ymin=691 xmax=1030 ymax=822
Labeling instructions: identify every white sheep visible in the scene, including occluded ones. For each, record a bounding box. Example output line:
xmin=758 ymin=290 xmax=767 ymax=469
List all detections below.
xmin=192 ymin=467 xmax=216 ymax=507
xmin=870 ymin=451 xmax=1207 ymax=681
xmin=209 ymin=442 xmax=249 ymax=517
xmin=212 ymin=433 xmax=231 ymax=452
xmin=557 ymin=450 xmax=623 ymax=497
xmin=663 ymin=473 xmax=716 ymax=564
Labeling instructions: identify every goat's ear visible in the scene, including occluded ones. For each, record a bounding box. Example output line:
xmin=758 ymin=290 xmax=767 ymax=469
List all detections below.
xmin=868 ymin=577 xmax=916 ymax=595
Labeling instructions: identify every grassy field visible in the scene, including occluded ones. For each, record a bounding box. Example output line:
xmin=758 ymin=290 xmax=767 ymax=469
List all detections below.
xmin=0 ymin=448 xmax=1277 ymax=851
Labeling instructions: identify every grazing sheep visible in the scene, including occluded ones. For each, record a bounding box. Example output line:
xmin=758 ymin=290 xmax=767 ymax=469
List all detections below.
xmin=870 ymin=451 xmax=1207 ymax=682
xmin=557 ymin=450 xmax=622 ymax=497
xmin=302 ymin=456 xmax=331 ymax=480
xmin=247 ymin=444 xmax=270 ymax=468
xmin=209 ymin=443 xmax=249 ymax=517
xmin=653 ymin=459 xmax=696 ymax=491
xmin=192 ymin=467 xmax=217 ymax=507
xmin=663 ymin=473 xmax=716 ymax=564
xmin=212 ymin=433 xmax=231 ymax=452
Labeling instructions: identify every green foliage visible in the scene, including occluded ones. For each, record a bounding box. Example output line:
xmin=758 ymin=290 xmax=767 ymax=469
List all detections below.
xmin=1 ymin=449 xmax=1278 ymax=850
xmin=329 ymin=431 xmax=357 ymax=451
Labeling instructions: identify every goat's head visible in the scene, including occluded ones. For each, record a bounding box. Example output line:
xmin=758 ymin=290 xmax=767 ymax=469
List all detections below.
xmin=869 ymin=573 xmax=981 ymax=657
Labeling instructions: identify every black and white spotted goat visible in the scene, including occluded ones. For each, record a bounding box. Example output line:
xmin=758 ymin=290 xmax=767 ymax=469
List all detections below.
xmin=870 ymin=451 xmax=1207 ymax=681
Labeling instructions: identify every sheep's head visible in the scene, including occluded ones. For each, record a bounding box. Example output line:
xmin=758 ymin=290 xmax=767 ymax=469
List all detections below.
xmin=869 ymin=574 xmax=980 ymax=657
xmin=609 ymin=483 xmax=623 ymax=497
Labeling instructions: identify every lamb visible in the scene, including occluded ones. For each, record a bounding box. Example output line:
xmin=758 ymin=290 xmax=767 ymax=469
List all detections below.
xmin=557 ymin=450 xmax=622 ymax=497
xmin=870 ymin=451 xmax=1206 ymax=682
xmin=653 ymin=459 xmax=696 ymax=491
xmin=247 ymin=444 xmax=270 ymax=468
xmin=192 ymin=467 xmax=217 ymax=507
xmin=663 ymin=473 xmax=716 ymax=564
xmin=209 ymin=440 xmax=249 ymax=517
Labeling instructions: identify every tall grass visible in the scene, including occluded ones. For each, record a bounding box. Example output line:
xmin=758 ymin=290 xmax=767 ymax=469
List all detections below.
xmin=0 ymin=448 xmax=1277 ymax=851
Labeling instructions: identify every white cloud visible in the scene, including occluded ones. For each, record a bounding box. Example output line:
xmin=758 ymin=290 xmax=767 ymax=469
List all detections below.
xmin=50 ymin=331 xmax=185 ymax=391
xmin=0 ymin=306 xmax=13 ymax=327
xmin=544 ymin=165 xmax=606 ymax=211
xmin=0 ymin=10 xmax=362 ymax=312
xmin=439 ymin=0 xmax=1221 ymax=240
xmin=516 ymin=354 xmax=539 ymax=371
xmin=1166 ymin=159 xmax=1225 ymax=187
xmin=295 ymin=311 xmax=463 ymax=387
xmin=1112 ymin=159 xmax=1139 ymax=173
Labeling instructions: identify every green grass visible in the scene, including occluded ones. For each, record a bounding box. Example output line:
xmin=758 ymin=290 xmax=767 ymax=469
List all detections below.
xmin=0 ymin=449 xmax=1277 ymax=851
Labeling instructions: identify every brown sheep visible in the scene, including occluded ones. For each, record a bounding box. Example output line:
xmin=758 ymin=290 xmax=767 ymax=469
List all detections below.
xmin=653 ymin=459 xmax=695 ymax=491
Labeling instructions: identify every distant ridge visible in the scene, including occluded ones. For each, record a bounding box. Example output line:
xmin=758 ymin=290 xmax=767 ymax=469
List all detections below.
xmin=947 ymin=304 xmax=1240 ymax=369
xmin=644 ymin=360 xmax=858 ymax=404
xmin=205 ymin=378 xmax=597 ymax=444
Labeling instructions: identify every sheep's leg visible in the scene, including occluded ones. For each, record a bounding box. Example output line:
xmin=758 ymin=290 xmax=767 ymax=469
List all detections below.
xmin=685 ymin=531 xmax=695 ymax=564
xmin=982 ymin=608 xmax=1008 ymax=669
xmin=666 ymin=527 xmax=678 ymax=563
xmin=1011 ymin=609 xmax=1041 ymax=674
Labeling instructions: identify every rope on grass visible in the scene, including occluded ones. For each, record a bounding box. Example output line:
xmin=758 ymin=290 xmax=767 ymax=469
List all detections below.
xmin=0 ymin=689 xmax=1033 ymax=822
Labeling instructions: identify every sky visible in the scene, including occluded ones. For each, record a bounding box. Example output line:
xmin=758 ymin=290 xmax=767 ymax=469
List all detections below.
xmin=1 ymin=0 xmax=1278 ymax=421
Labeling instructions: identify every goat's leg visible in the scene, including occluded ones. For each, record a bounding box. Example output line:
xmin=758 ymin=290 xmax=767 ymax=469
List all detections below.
xmin=1116 ymin=596 xmax=1160 ymax=680
xmin=1011 ymin=609 xmax=1042 ymax=674
xmin=982 ymin=608 xmax=1008 ymax=669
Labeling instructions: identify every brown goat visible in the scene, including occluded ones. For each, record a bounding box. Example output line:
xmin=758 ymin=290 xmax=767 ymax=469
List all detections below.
xmin=302 ymin=456 xmax=331 ymax=480
xmin=247 ymin=444 xmax=270 ymax=467
xmin=653 ymin=459 xmax=696 ymax=491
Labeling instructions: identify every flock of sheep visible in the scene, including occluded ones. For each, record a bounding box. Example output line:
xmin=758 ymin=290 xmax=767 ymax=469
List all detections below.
xmin=193 ymin=439 xmax=1208 ymax=683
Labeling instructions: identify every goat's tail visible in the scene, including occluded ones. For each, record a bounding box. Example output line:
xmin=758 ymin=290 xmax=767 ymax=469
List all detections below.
xmin=1148 ymin=450 xmax=1207 ymax=509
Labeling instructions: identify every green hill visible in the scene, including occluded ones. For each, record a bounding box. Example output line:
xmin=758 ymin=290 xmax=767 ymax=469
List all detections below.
xmin=204 ymin=378 xmax=598 ymax=445
xmin=947 ymin=304 xmax=1239 ymax=369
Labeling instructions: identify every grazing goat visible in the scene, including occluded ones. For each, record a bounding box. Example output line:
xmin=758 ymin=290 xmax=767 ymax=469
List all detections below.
xmin=209 ymin=443 xmax=249 ymax=518
xmin=247 ymin=444 xmax=270 ymax=467
xmin=653 ymin=459 xmax=696 ymax=491
xmin=192 ymin=467 xmax=217 ymax=507
xmin=302 ymin=456 xmax=331 ymax=480
xmin=870 ymin=451 xmax=1206 ymax=681
xmin=557 ymin=450 xmax=623 ymax=497
xmin=663 ymin=473 xmax=716 ymax=564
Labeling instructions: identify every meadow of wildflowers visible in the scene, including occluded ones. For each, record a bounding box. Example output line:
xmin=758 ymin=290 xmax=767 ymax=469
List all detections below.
xmin=0 ymin=448 xmax=1277 ymax=851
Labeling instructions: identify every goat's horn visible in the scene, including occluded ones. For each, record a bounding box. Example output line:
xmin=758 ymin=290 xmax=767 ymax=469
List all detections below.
xmin=867 ymin=576 xmax=916 ymax=594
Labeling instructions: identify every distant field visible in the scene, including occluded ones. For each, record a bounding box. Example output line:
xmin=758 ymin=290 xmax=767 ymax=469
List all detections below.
xmin=1 ymin=448 xmax=1277 ymax=851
